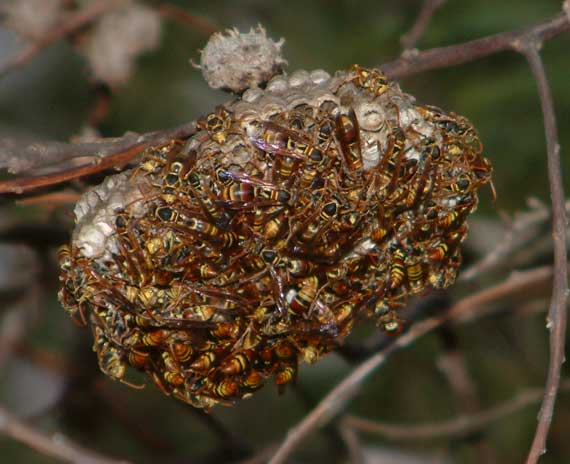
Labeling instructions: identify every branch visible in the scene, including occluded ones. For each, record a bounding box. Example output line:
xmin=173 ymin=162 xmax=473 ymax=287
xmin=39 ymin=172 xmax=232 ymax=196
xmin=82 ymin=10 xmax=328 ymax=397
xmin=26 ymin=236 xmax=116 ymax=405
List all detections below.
xmin=0 ymin=405 xmax=129 ymax=464
xmin=267 ymin=265 xmax=554 ymax=464
xmin=0 ymin=122 xmax=196 ymax=195
xmin=400 ymin=0 xmax=445 ymax=50
xmin=381 ymin=12 xmax=570 ymax=79
xmin=512 ymin=36 xmax=568 ymax=464
xmin=342 ymin=380 xmax=570 ymax=441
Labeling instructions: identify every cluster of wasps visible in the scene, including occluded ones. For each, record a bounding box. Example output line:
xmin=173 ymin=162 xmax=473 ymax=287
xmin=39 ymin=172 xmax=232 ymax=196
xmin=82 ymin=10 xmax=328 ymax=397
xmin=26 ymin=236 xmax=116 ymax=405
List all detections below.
xmin=58 ymin=65 xmax=492 ymax=408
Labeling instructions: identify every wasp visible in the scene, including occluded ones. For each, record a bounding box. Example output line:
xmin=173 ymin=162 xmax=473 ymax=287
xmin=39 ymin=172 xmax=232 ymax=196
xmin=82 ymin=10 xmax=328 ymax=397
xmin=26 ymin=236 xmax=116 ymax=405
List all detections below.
xmin=436 ymin=206 xmax=471 ymax=230
xmin=169 ymin=341 xmax=194 ymax=363
xmin=287 ymin=258 xmax=317 ymax=279
xmin=177 ymin=217 xmax=239 ymax=248
xmin=295 ymin=200 xmax=339 ymax=244
xmin=249 ymin=122 xmax=308 ymax=184
xmin=262 ymin=207 xmax=289 ymax=244
xmin=210 ymin=321 xmax=241 ymax=340
xmin=274 ymin=362 xmax=297 ymax=388
xmin=336 ymin=109 xmax=363 ymax=175
xmin=377 ymin=310 xmax=405 ymax=334
xmin=406 ymin=262 xmax=424 ymax=295
xmin=243 ymin=369 xmax=264 ymax=390
xmin=298 ymin=146 xmax=326 ymax=190
xmin=383 ymin=127 xmax=407 ymax=195
xmin=185 ymin=172 xmax=232 ymax=228
xmin=94 ymin=329 xmax=143 ymax=389
xmin=161 ymin=156 xmax=194 ymax=190
xmin=212 ymin=379 xmax=239 ymax=399
xmin=127 ymin=349 xmax=151 ymax=370
xmin=348 ymin=65 xmax=389 ymax=97
xmin=155 ymin=205 xmax=179 ymax=222
xmin=216 ymin=167 xmax=279 ymax=205
xmin=220 ymin=349 xmax=255 ymax=375
xmin=334 ymin=301 xmax=356 ymax=325
xmin=197 ymin=106 xmax=233 ymax=144
xmin=289 ymin=276 xmax=320 ymax=316
xmin=388 ymin=248 xmax=406 ymax=290
xmin=429 ymin=227 xmax=466 ymax=262
xmin=442 ymin=174 xmax=472 ymax=195
xmin=190 ymin=351 xmax=216 ymax=372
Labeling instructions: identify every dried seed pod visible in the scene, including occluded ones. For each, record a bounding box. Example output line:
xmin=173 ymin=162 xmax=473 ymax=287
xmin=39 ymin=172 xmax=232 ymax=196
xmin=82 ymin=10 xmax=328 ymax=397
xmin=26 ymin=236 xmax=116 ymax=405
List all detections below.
xmin=59 ymin=65 xmax=492 ymax=408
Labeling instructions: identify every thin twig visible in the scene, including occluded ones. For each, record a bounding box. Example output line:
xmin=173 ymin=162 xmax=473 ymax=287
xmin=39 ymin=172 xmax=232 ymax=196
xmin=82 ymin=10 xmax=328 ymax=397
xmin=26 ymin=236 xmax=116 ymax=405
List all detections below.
xmin=339 ymin=423 xmax=364 ymax=464
xmin=400 ymin=0 xmax=445 ymax=50
xmin=0 ymin=405 xmax=130 ymax=464
xmin=267 ymin=266 xmax=554 ymax=464
xmin=381 ymin=12 xmax=570 ymax=79
xmin=342 ymin=380 xmax=570 ymax=441
xmin=511 ymin=36 xmax=568 ymax=464
xmin=0 ymin=1 xmax=116 ymax=79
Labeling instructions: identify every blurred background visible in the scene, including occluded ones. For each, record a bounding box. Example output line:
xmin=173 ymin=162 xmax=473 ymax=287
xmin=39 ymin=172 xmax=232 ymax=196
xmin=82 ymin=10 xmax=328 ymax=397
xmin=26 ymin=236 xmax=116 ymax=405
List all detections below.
xmin=0 ymin=0 xmax=569 ymax=463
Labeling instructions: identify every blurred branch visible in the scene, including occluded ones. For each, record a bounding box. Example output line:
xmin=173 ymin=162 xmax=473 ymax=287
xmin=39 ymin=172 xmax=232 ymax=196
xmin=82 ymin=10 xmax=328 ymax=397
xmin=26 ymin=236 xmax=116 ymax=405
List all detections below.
xmin=460 ymin=199 xmax=570 ymax=282
xmin=512 ymin=35 xmax=568 ymax=464
xmin=381 ymin=12 xmax=570 ymax=79
xmin=0 ymin=122 xmax=197 ymax=195
xmin=437 ymin=327 xmax=497 ymax=462
xmin=342 ymin=379 xmax=570 ymax=441
xmin=0 ymin=1 xmax=116 ymax=79
xmin=267 ymin=265 xmax=555 ymax=464
xmin=0 ymin=404 xmax=129 ymax=464
xmin=339 ymin=423 xmax=364 ymax=464
xmin=400 ymin=0 xmax=445 ymax=50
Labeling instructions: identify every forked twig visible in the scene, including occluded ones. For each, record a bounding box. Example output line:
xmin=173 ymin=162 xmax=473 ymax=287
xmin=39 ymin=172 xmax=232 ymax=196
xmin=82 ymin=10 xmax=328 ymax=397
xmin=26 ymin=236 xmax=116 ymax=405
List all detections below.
xmin=381 ymin=12 xmax=570 ymax=79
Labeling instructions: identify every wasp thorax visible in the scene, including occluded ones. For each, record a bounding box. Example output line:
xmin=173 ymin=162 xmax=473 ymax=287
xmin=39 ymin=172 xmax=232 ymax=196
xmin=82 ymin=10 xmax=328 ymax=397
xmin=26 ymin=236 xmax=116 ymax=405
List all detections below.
xmin=58 ymin=65 xmax=492 ymax=409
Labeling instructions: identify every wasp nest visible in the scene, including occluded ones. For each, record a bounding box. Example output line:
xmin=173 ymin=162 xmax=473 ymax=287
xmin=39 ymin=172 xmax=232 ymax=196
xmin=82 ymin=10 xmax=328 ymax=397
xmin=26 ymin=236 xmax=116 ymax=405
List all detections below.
xmin=59 ymin=65 xmax=492 ymax=409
